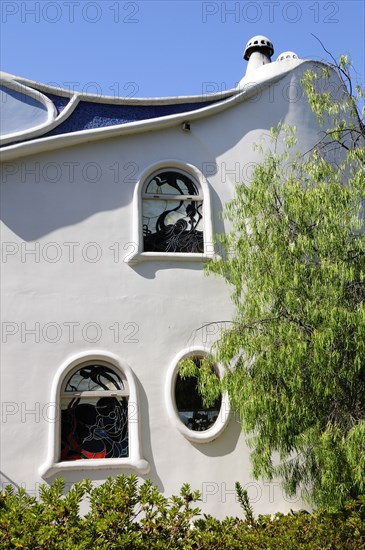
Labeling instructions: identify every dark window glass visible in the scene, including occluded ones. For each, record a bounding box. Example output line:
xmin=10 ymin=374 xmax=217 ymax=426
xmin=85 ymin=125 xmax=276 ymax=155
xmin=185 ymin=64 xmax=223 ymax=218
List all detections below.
xmin=61 ymin=364 xmax=128 ymax=461
xmin=175 ymin=361 xmax=221 ymax=431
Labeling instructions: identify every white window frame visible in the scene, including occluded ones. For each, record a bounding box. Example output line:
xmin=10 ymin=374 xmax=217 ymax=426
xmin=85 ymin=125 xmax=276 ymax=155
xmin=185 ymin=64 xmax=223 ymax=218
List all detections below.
xmin=126 ymin=160 xmax=217 ymax=264
xmin=165 ymin=346 xmax=231 ymax=443
xmin=39 ymin=351 xmax=149 ymax=480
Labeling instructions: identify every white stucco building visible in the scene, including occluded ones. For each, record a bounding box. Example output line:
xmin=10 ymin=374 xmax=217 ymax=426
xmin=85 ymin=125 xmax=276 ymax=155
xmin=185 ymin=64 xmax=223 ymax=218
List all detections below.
xmin=0 ymin=37 xmax=342 ymax=517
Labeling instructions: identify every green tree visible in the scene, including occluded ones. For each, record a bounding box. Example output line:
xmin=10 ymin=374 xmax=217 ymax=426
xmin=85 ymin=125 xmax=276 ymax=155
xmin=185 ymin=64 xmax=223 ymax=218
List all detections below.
xmin=204 ymin=59 xmax=365 ymax=509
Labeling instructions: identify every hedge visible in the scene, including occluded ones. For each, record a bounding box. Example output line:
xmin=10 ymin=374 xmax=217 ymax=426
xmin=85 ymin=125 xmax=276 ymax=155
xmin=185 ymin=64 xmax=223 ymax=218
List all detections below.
xmin=1 ymin=475 xmax=364 ymax=549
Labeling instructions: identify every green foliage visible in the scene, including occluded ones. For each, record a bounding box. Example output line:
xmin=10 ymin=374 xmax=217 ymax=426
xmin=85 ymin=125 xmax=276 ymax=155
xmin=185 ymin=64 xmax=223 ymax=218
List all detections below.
xmin=178 ymin=356 xmax=222 ymax=408
xmin=235 ymin=482 xmax=255 ymax=526
xmin=1 ymin=476 xmax=364 ymax=549
xmin=0 ymin=475 xmax=200 ymax=549
xmin=302 ymin=58 xmax=364 ymax=147
xmin=205 ymin=61 xmax=365 ymax=509
xmin=192 ymin=496 xmax=365 ymax=550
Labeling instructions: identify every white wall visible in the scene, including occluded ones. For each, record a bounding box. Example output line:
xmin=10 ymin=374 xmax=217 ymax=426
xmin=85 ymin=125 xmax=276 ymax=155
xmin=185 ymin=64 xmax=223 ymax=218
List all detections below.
xmin=0 ymin=62 xmax=333 ymax=517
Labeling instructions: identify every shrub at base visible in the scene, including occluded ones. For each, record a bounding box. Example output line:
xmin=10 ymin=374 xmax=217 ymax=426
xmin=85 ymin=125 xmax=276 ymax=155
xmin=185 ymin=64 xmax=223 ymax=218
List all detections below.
xmin=0 ymin=475 xmax=364 ymax=549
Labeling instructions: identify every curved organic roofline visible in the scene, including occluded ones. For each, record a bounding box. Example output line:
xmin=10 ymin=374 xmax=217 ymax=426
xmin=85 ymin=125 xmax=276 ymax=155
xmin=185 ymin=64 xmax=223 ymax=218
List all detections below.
xmin=0 ymin=60 xmax=327 ymax=162
xmin=1 ymin=71 xmax=236 ymax=105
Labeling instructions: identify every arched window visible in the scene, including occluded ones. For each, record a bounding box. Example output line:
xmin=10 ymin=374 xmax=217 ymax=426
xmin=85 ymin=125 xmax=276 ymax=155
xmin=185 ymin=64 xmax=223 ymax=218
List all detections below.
xmin=61 ymin=362 xmax=129 ymax=461
xmin=142 ymin=169 xmax=204 ymax=253
xmin=39 ymin=352 xmax=149 ymax=479
xmin=127 ymin=162 xmax=216 ymax=264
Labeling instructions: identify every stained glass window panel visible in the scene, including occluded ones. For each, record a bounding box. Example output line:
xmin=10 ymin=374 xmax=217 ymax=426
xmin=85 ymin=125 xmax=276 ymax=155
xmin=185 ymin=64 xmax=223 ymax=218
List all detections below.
xmin=143 ymin=199 xmax=203 ymax=252
xmin=61 ymin=396 xmax=128 ymax=460
xmin=144 ymin=171 xmax=201 ymax=197
xmin=142 ymin=170 xmax=204 ymax=253
xmin=64 ymin=365 xmax=125 ymax=392
xmin=61 ymin=364 xmax=128 ymax=461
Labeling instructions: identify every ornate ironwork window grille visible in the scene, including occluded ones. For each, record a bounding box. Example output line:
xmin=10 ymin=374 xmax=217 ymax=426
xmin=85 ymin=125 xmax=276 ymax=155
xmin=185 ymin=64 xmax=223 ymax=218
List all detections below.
xmin=60 ymin=363 xmax=129 ymax=461
xmin=142 ymin=170 xmax=204 ymax=253
xmin=175 ymin=358 xmax=221 ymax=432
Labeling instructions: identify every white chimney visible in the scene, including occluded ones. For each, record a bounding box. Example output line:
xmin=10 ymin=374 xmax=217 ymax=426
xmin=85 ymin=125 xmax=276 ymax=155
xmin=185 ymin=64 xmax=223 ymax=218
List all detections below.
xmin=276 ymin=51 xmax=299 ymax=61
xmin=243 ymin=35 xmax=274 ymax=75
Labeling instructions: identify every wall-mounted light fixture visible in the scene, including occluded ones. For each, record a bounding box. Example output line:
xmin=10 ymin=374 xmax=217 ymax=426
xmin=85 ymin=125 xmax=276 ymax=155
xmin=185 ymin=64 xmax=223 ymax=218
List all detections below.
xmin=181 ymin=121 xmax=191 ymax=132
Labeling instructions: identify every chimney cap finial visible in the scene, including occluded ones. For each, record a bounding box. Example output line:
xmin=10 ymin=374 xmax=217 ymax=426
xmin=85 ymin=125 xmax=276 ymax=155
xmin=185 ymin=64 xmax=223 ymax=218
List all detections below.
xmin=243 ymin=35 xmax=274 ymax=61
xmin=277 ymin=51 xmax=299 ymax=61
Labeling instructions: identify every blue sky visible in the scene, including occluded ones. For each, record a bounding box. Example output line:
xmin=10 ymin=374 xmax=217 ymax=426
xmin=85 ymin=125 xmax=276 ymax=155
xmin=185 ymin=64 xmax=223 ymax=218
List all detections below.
xmin=1 ymin=1 xmax=364 ymax=98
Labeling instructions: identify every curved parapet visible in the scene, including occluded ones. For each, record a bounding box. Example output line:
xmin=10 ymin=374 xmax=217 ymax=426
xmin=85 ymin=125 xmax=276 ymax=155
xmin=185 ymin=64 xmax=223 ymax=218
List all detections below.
xmin=1 ymin=58 xmax=327 ymax=162
xmin=0 ymin=75 xmax=57 ymax=145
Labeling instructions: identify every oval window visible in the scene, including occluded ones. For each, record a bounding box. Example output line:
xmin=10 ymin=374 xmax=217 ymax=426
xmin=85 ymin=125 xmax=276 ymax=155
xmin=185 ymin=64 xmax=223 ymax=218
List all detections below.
xmin=174 ymin=358 xmax=222 ymax=432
